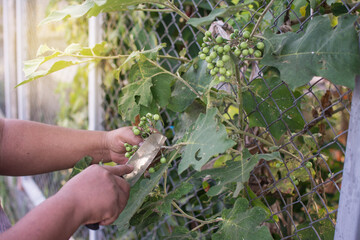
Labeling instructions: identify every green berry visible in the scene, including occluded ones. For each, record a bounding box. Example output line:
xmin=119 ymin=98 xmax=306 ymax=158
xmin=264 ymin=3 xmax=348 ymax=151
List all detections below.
xmin=219 ymin=76 xmax=226 ymax=82
xmin=234 ymin=48 xmax=241 ymax=56
xmin=222 ymin=54 xmax=230 ymax=62
xmin=217 ymin=47 xmax=224 ymax=54
xmin=242 ymin=31 xmax=250 ymax=39
xmin=213 ymin=45 xmax=219 ymax=51
xmin=148 ymin=167 xmax=155 ymax=173
xmin=294 ymin=180 xmax=299 ymax=185
xmin=203 ymin=37 xmax=209 ymax=42
xmin=125 ymin=152 xmax=131 ymax=158
xmin=248 ymin=48 xmax=254 ymax=54
xmin=205 ymin=56 xmax=212 ymax=63
xmin=216 ymin=60 xmax=224 ymax=67
xmin=133 ymin=128 xmax=141 ymax=136
xmin=210 ymin=69 xmax=217 ymax=76
xmin=207 ymin=63 xmax=215 ymax=69
xmin=242 ymin=49 xmax=249 ymax=56
xmin=256 ymin=42 xmax=265 ymax=50
xmin=210 ymin=51 xmax=217 ymax=59
xmin=160 ymin=157 xmax=167 ymax=164
xmin=224 ymin=45 xmax=231 ymax=52
xmin=213 ymin=67 xmax=219 ymax=73
xmin=200 ymin=53 xmax=206 ymax=60
xmin=216 ymin=36 xmax=223 ymax=44
xmin=230 ymin=33 xmax=236 ymax=39
xmin=205 ymin=31 xmax=212 ymax=37
xmin=125 ymin=146 xmax=132 ymax=152
xmin=254 ymin=50 xmax=262 ymax=58
xmin=219 ymin=68 xmax=226 ymax=74
xmin=153 ymin=114 xmax=160 ymax=121
xmin=124 ymin=143 xmax=130 ymax=148
xmin=146 ymin=113 xmax=152 ymax=118
xmin=203 ymin=47 xmax=209 ymax=54
xmin=306 ymin=162 xmax=313 ymax=168
xmin=275 ymin=163 xmax=281 ymax=168
xmin=226 ymin=70 xmax=232 ymax=77
xmin=201 ymin=43 xmax=206 ymax=47
xmin=234 ymin=29 xmax=240 ymax=35
xmin=240 ymin=42 xmax=248 ymax=49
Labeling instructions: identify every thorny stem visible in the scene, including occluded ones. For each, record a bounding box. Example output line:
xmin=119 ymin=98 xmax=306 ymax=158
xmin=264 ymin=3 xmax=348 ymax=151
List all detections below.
xmin=68 ymin=53 xmax=189 ymax=62
xmin=250 ymin=0 xmax=276 ymax=38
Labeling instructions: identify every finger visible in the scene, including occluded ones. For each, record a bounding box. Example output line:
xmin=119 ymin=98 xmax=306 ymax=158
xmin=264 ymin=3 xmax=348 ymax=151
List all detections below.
xmin=102 ymin=164 xmax=134 ymax=177
xmin=113 ymin=176 xmax=131 ymax=198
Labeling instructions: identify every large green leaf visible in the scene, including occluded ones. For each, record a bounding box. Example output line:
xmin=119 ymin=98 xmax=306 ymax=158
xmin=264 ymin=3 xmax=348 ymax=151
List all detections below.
xmin=243 ymin=76 xmax=305 ymax=140
xmin=168 ymin=60 xmax=211 ymax=112
xmin=114 ymin=162 xmax=168 ymax=234
xmin=195 ymin=151 xmax=281 ymax=196
xmin=21 ymin=42 xmax=106 ymax=86
xmin=212 ymin=198 xmax=273 ymax=240
xmin=40 ymin=0 xmax=166 ymax=25
xmin=177 ymin=108 xmax=236 ymax=174
xmin=261 ymin=15 xmax=360 ymax=90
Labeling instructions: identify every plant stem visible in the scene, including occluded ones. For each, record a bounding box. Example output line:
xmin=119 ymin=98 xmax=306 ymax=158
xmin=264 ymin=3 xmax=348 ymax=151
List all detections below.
xmin=250 ymin=0 xmax=276 ymax=38
xmin=171 ymin=202 xmax=223 ymax=225
xmin=159 ymin=55 xmax=190 ymax=62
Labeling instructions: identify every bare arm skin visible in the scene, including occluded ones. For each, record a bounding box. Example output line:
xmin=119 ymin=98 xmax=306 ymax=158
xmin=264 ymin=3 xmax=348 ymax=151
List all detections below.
xmin=0 ymin=165 xmax=133 ymax=240
xmin=0 ymin=118 xmax=143 ymax=176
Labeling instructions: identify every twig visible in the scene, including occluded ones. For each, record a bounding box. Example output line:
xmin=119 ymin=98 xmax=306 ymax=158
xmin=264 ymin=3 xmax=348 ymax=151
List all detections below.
xmin=250 ymin=0 xmax=276 ymax=38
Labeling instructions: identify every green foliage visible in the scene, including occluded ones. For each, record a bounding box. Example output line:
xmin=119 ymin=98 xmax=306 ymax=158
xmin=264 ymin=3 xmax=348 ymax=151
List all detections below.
xmin=178 ymin=108 xmax=236 ymax=174
xmin=261 ymin=15 xmax=360 ymax=90
xmin=157 ymin=182 xmax=193 ymax=215
xmin=67 ymin=156 xmax=93 ymax=180
xmin=212 ymin=198 xmax=273 ymax=240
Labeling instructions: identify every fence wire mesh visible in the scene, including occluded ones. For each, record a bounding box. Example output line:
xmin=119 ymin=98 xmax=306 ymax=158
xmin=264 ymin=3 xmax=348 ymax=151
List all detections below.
xmin=98 ymin=0 xmax=356 ymax=239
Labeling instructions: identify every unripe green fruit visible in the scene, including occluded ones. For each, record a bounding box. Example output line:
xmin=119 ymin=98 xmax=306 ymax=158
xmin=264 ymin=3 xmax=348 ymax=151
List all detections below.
xmin=148 ymin=167 xmax=155 ymax=173
xmin=254 ymin=50 xmax=262 ymax=58
xmin=203 ymin=37 xmax=208 ymax=42
xmin=125 ymin=146 xmax=132 ymax=152
xmin=216 ymin=36 xmax=223 ymax=44
xmin=133 ymin=128 xmax=141 ymax=136
xmin=240 ymin=42 xmax=248 ymax=49
xmin=213 ymin=45 xmax=219 ymax=51
xmin=205 ymin=56 xmax=212 ymax=63
xmin=207 ymin=63 xmax=215 ymax=69
xmin=205 ymin=31 xmax=212 ymax=37
xmin=224 ymin=45 xmax=231 ymax=52
xmin=200 ymin=54 xmax=206 ymax=60
xmin=256 ymin=42 xmax=265 ymax=50
xmin=249 ymin=48 xmax=254 ymax=54
xmin=125 ymin=152 xmax=131 ymax=158
xmin=201 ymin=43 xmax=206 ymax=47
xmin=219 ymin=76 xmax=226 ymax=82
xmin=210 ymin=51 xmax=217 ymax=59
xmin=234 ymin=29 xmax=239 ymax=35
xmin=160 ymin=157 xmax=167 ymax=164
xmin=146 ymin=113 xmax=153 ymax=118
xmin=153 ymin=114 xmax=160 ymax=121
xmin=234 ymin=49 xmax=241 ymax=56
xmin=242 ymin=49 xmax=249 ymax=56
xmin=294 ymin=180 xmax=299 ymax=185
xmin=226 ymin=70 xmax=232 ymax=77
xmin=213 ymin=67 xmax=219 ymax=73
xmin=219 ymin=68 xmax=226 ymax=74
xmin=222 ymin=54 xmax=230 ymax=62
xmin=217 ymin=47 xmax=224 ymax=54
xmin=276 ymin=163 xmax=281 ymax=168
xmin=242 ymin=31 xmax=250 ymax=39
xmin=203 ymin=47 xmax=209 ymax=54
xmin=230 ymin=33 xmax=236 ymax=39
xmin=306 ymin=162 xmax=313 ymax=168
xmin=216 ymin=60 xmax=224 ymax=67
xmin=210 ymin=69 xmax=217 ymax=76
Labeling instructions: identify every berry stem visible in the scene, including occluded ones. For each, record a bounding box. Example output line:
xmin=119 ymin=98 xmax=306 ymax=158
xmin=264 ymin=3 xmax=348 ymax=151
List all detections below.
xmin=250 ymin=0 xmax=276 ymax=38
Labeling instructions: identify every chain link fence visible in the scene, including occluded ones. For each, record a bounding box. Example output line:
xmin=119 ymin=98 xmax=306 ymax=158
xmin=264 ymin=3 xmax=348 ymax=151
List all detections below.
xmin=97 ymin=0 xmax=358 ymax=239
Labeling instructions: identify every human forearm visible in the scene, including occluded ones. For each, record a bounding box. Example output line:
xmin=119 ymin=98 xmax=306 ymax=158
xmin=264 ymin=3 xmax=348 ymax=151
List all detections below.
xmin=0 ymin=194 xmax=83 ymax=240
xmin=0 ymin=119 xmax=109 ymax=175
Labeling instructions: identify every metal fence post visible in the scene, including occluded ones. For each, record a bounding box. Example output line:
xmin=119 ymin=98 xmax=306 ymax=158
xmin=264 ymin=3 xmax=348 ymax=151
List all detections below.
xmin=88 ymin=14 xmax=104 ymax=240
xmin=334 ymin=75 xmax=360 ymax=240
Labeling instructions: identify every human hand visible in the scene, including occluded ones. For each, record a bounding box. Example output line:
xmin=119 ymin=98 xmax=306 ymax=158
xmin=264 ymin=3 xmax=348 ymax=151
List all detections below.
xmin=105 ymin=127 xmax=143 ymax=164
xmin=57 ymin=164 xmax=133 ymax=226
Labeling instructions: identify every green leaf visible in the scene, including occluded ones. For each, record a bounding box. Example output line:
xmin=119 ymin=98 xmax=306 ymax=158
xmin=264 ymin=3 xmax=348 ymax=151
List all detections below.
xmin=168 ymin=60 xmax=211 ymax=112
xmin=118 ymin=77 xmax=153 ymax=122
xmin=194 ymin=151 xmax=280 ymax=196
xmin=21 ymin=42 xmax=106 ymax=86
xmin=261 ymin=15 xmax=360 ymax=90
xmin=157 ymin=182 xmax=193 ymax=215
xmin=187 ymin=4 xmax=250 ymax=27
xmin=212 ymin=198 xmax=273 ymax=240
xmin=114 ymin=162 xmax=168 ymax=234
xmin=297 ymin=218 xmax=335 ymax=240
xmin=243 ymin=76 xmax=305 ymax=139
xmin=178 ymin=108 xmax=236 ymax=174
xmin=161 ymin=226 xmax=199 ymax=239
xmin=40 ymin=0 xmax=167 ymax=25
xmin=68 ymin=156 xmax=93 ymax=180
